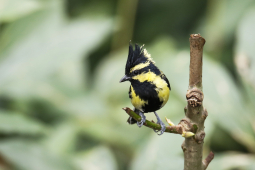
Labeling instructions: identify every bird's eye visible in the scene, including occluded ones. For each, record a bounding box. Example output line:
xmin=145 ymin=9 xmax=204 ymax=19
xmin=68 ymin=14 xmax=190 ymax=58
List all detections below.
xmin=134 ymin=70 xmax=139 ymax=75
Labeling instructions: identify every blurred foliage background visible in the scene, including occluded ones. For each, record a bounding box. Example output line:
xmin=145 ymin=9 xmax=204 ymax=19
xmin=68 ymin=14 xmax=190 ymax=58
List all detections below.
xmin=0 ymin=0 xmax=255 ymax=169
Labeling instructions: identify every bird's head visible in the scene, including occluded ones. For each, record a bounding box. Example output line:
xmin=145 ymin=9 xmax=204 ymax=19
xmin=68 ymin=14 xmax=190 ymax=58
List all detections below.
xmin=120 ymin=43 xmax=159 ymax=83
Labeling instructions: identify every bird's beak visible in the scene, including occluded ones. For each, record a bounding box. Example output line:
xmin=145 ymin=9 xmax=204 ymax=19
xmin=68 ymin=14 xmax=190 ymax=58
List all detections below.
xmin=119 ymin=75 xmax=131 ymax=83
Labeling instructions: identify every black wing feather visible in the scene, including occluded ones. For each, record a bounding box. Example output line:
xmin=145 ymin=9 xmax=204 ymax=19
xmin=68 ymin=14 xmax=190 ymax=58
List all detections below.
xmin=161 ymin=74 xmax=171 ymax=90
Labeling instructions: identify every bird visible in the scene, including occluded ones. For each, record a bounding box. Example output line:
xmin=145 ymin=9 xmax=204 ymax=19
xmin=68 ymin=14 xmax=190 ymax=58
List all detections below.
xmin=119 ymin=43 xmax=171 ymax=135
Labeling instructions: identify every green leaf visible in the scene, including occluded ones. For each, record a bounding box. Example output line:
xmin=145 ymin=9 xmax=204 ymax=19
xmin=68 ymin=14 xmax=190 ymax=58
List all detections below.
xmin=235 ymin=7 xmax=255 ymax=105
xmin=59 ymin=94 xmax=110 ymax=119
xmin=0 ymin=0 xmax=43 ymax=23
xmin=73 ymin=146 xmax=118 ymax=170
xmin=43 ymin=122 xmax=78 ymax=155
xmin=93 ymin=49 xmax=129 ymax=101
xmin=208 ymin=152 xmax=255 ymax=170
xmin=204 ymin=0 xmax=254 ymax=52
xmin=0 ymin=0 xmax=112 ymax=97
xmin=0 ymin=110 xmax=47 ymax=135
xmin=0 ymin=140 xmax=75 ymax=170
xmin=130 ymin=133 xmax=184 ymax=170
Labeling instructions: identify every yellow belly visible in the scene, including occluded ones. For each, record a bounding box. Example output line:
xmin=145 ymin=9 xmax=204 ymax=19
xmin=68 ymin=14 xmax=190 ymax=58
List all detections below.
xmin=130 ymin=86 xmax=148 ymax=111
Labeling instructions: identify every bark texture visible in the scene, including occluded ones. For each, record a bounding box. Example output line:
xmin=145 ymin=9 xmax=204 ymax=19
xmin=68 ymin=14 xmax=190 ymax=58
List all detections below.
xmin=182 ymin=34 xmax=213 ymax=170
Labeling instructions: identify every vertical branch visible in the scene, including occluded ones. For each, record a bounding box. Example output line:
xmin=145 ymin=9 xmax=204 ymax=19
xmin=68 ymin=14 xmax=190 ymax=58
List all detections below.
xmin=182 ymin=34 xmax=214 ymax=170
xmin=189 ymin=34 xmax=204 ymax=89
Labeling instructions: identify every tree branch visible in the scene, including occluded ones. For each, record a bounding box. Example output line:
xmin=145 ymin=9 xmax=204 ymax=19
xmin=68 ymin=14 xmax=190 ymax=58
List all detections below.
xmin=182 ymin=34 xmax=214 ymax=170
xmin=203 ymin=151 xmax=215 ymax=170
xmin=122 ymin=107 xmax=183 ymax=134
xmin=189 ymin=34 xmax=205 ymax=88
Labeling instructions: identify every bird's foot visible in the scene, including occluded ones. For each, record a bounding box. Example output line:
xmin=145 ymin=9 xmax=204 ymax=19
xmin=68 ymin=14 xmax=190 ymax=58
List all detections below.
xmin=153 ymin=112 xmax=166 ymax=135
xmin=153 ymin=121 xmax=166 ymax=135
xmin=137 ymin=112 xmax=146 ymax=128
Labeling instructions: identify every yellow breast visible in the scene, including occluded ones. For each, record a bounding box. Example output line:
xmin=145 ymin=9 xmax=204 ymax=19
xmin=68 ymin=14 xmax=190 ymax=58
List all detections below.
xmin=130 ymin=86 xmax=148 ymax=111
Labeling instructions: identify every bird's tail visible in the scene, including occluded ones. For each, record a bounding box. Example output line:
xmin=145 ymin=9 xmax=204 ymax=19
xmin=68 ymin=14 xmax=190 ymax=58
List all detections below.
xmin=127 ymin=108 xmax=139 ymax=124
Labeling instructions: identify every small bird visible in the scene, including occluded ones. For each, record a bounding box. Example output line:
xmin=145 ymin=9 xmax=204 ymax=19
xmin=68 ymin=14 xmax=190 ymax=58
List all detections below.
xmin=120 ymin=43 xmax=171 ymax=135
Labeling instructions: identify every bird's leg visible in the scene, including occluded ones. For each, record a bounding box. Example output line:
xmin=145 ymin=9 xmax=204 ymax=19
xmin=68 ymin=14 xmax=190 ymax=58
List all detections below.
xmin=153 ymin=112 xmax=166 ymax=135
xmin=137 ymin=111 xmax=146 ymax=128
xmin=127 ymin=108 xmax=140 ymax=124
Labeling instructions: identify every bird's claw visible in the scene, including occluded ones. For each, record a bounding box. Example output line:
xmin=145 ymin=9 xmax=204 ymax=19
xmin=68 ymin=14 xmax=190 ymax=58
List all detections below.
xmin=153 ymin=121 xmax=166 ymax=135
xmin=137 ymin=112 xmax=146 ymax=128
xmin=137 ymin=120 xmax=143 ymax=127
xmin=153 ymin=112 xmax=166 ymax=135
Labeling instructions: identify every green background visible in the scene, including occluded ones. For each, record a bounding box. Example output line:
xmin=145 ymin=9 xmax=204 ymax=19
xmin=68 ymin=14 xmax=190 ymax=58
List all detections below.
xmin=0 ymin=0 xmax=255 ymax=169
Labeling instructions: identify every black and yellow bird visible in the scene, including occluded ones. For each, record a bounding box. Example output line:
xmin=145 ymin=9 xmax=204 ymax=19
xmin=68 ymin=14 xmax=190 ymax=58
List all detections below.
xmin=120 ymin=43 xmax=171 ymax=135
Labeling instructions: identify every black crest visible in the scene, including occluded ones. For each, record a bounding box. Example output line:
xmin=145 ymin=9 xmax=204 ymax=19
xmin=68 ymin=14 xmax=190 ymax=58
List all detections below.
xmin=125 ymin=43 xmax=153 ymax=75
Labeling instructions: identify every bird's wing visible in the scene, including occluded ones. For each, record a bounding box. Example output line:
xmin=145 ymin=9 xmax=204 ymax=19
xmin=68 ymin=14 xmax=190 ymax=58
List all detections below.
xmin=160 ymin=74 xmax=171 ymax=90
